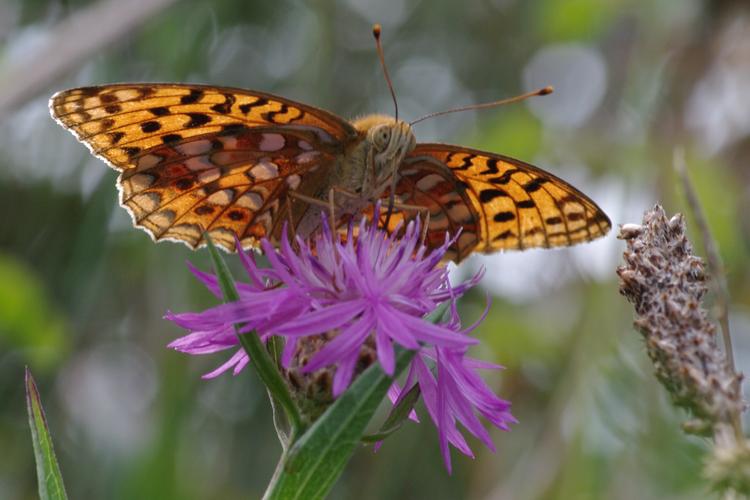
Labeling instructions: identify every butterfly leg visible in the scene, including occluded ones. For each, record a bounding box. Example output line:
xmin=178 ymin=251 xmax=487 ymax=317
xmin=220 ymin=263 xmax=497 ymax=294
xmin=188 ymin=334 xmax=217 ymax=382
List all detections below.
xmin=284 ymin=197 xmax=296 ymax=242
xmin=389 ymin=201 xmax=431 ymax=242
xmin=328 ymin=188 xmax=337 ymax=232
xmin=287 ymin=191 xmax=332 ymax=209
xmin=383 ymin=174 xmax=399 ymax=229
xmin=390 ymin=201 xmax=429 ymax=214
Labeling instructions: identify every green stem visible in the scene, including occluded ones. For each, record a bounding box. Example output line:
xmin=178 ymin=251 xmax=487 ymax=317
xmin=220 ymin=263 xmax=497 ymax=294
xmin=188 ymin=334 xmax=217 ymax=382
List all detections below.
xmin=205 ymin=236 xmax=305 ymax=437
xmin=263 ymin=446 xmax=292 ymax=500
xmin=236 ymin=332 xmax=305 ymax=436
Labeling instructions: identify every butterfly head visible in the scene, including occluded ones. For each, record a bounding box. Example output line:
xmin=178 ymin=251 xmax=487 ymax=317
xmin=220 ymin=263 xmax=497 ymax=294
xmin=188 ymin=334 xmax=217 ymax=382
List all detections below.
xmin=358 ymin=115 xmax=415 ymax=158
xmin=371 ymin=119 xmax=416 ymax=193
xmin=355 ymin=114 xmax=416 ymax=189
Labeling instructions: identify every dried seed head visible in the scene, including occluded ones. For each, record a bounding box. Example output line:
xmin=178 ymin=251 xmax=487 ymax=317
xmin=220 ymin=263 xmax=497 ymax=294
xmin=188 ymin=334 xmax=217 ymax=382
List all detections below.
xmin=617 ymin=205 xmax=743 ymax=432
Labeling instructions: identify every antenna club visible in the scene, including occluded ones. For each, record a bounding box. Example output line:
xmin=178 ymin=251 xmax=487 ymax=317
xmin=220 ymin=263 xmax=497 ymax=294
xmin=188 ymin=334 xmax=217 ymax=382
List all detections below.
xmin=539 ymin=85 xmax=554 ymax=96
xmin=373 ymin=22 xmax=399 ymax=121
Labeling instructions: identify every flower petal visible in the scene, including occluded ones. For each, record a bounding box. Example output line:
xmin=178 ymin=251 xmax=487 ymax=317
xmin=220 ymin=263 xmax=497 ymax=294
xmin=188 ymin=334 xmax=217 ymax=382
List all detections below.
xmin=396 ymin=310 xmax=478 ymax=348
xmin=201 ymin=349 xmax=247 ymax=379
xmin=303 ymin=310 xmax=375 ymax=373
xmin=273 ymin=300 xmax=366 ymax=337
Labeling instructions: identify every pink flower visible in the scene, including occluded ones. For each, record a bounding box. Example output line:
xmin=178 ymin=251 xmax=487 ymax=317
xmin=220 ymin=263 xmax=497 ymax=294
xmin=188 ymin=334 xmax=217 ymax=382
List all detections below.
xmin=166 ymin=205 xmax=515 ymax=470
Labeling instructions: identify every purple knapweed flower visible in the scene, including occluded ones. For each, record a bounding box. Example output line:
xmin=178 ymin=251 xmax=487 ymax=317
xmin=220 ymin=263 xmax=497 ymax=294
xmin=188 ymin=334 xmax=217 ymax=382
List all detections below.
xmin=383 ymin=301 xmax=516 ymax=472
xmin=166 ymin=205 xmax=515 ymax=470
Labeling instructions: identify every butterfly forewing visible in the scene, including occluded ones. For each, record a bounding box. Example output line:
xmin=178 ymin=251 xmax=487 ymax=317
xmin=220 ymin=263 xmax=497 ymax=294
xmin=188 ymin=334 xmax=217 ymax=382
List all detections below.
xmin=389 ymin=144 xmax=611 ymax=261
xmin=50 ymin=84 xmax=357 ymax=250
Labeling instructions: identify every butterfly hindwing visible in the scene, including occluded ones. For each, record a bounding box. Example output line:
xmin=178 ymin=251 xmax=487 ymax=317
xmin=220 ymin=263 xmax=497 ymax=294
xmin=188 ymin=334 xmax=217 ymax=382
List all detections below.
xmin=119 ymin=128 xmax=337 ymax=249
xmin=50 ymin=84 xmax=355 ymax=250
xmin=388 ymin=144 xmax=611 ymax=261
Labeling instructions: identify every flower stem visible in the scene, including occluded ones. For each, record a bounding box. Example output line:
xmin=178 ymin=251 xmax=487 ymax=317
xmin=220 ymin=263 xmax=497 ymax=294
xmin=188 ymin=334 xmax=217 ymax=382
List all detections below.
xmin=674 ymin=150 xmax=742 ymax=441
xmin=205 ymin=236 xmax=305 ymax=437
xmin=674 ymin=149 xmax=735 ymax=374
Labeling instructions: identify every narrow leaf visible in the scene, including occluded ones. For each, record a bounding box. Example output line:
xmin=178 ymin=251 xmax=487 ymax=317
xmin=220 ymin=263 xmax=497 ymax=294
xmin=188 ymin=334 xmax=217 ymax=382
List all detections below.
xmin=264 ymin=349 xmax=415 ymax=500
xmin=25 ymin=367 xmax=68 ymax=500
xmin=361 ymin=384 xmax=421 ymax=443
xmin=362 ymin=303 xmax=447 ymax=443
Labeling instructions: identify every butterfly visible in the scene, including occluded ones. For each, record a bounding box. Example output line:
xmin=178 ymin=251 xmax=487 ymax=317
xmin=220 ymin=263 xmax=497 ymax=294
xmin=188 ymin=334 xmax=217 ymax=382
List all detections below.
xmin=49 ymin=83 xmax=610 ymax=262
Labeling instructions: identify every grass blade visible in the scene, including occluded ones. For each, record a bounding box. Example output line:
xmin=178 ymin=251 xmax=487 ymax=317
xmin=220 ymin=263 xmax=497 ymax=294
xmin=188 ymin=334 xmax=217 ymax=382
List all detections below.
xmin=25 ymin=367 xmax=68 ymax=500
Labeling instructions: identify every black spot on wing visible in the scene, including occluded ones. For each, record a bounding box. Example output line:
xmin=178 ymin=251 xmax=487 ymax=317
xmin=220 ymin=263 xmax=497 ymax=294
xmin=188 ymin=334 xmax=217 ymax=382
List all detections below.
xmin=211 ymin=93 xmax=236 ymax=114
xmin=185 ymin=113 xmax=211 ymax=128
xmin=489 ymin=169 xmax=521 ymax=185
xmin=140 ymin=121 xmax=161 ymax=133
xmin=239 ymin=97 xmax=268 ymax=114
xmin=162 ymin=134 xmax=182 ymax=144
xmin=567 ymin=212 xmax=585 ymax=222
xmin=523 ymin=177 xmax=548 ymax=193
xmin=494 ymin=229 xmax=515 ymax=240
xmin=479 ymin=188 xmax=509 ymax=202
xmin=123 ymin=146 xmax=141 ymax=158
xmin=479 ymin=158 xmax=499 ymax=175
xmin=453 ymin=154 xmax=474 ymax=171
xmin=150 ymin=106 xmax=170 ymax=116
xmin=494 ymin=211 xmax=516 ymax=222
xmin=180 ymin=89 xmax=204 ymax=104
xmin=219 ymin=123 xmax=248 ymax=135
xmin=109 ymin=131 xmax=125 ymax=144
xmin=263 ymin=103 xmax=289 ymax=123
xmin=176 ymin=178 xmax=193 ymax=190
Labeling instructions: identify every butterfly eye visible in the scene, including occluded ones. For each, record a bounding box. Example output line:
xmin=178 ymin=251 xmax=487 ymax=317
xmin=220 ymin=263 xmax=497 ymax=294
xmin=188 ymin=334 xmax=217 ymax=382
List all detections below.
xmin=371 ymin=125 xmax=392 ymax=151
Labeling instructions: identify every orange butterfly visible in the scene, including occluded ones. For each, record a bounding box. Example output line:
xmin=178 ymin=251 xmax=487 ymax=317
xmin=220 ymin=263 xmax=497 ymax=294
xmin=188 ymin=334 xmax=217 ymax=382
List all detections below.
xmin=49 ymin=36 xmax=610 ymax=262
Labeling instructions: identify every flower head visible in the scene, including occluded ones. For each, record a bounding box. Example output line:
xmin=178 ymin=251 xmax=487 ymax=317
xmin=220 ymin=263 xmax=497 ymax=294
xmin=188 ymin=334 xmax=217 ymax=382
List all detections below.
xmin=166 ymin=205 xmax=514 ymax=470
xmin=617 ymin=206 xmax=742 ymax=431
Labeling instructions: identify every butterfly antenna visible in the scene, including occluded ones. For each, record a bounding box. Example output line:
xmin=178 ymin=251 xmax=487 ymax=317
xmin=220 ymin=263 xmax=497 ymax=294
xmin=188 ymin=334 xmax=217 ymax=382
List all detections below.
xmin=409 ymin=86 xmax=554 ymax=126
xmin=373 ymin=24 xmax=399 ymax=121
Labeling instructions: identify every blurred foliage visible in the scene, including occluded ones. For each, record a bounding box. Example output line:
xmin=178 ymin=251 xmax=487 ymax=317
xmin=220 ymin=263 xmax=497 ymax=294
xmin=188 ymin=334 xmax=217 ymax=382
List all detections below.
xmin=0 ymin=253 xmax=68 ymax=370
xmin=1 ymin=0 xmax=749 ymax=499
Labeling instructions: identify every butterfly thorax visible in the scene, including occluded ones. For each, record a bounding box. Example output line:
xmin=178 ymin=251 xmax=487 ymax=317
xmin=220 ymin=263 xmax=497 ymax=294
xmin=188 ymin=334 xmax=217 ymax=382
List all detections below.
xmin=290 ymin=114 xmax=416 ymax=239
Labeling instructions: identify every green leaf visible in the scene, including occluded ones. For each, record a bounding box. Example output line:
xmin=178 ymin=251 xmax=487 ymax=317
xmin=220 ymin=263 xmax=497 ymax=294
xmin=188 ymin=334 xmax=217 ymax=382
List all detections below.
xmin=204 ymin=236 xmax=305 ymax=436
xmin=264 ymin=348 xmax=416 ymax=500
xmin=358 ymin=304 xmax=447 ymax=445
xmin=25 ymin=367 xmax=68 ymax=500
xmin=362 ymin=383 xmax=421 ymax=443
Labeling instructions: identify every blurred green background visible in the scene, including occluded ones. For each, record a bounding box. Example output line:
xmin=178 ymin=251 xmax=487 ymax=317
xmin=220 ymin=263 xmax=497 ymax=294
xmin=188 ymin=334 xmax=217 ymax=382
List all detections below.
xmin=1 ymin=0 xmax=749 ymax=498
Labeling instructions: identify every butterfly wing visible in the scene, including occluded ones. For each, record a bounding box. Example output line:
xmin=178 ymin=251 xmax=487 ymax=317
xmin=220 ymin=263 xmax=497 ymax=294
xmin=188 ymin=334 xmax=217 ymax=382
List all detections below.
xmin=381 ymin=143 xmax=611 ymax=262
xmin=50 ymin=84 xmax=359 ymax=250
